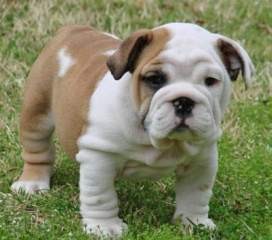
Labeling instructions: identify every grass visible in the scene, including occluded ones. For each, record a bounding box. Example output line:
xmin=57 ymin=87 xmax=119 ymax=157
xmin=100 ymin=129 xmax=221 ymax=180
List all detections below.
xmin=0 ymin=0 xmax=271 ymax=239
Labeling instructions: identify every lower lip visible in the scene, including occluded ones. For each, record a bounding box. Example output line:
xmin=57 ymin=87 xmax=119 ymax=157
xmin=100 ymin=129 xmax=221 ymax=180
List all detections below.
xmin=175 ymin=125 xmax=189 ymax=132
xmin=175 ymin=121 xmax=189 ymax=131
xmin=169 ymin=125 xmax=190 ymax=140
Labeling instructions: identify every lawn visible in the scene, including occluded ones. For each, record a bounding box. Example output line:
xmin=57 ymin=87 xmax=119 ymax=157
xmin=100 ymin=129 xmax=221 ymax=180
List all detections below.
xmin=0 ymin=0 xmax=271 ymax=239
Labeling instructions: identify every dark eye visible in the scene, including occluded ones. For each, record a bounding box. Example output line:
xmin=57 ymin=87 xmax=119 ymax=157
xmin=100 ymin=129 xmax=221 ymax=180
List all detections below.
xmin=142 ymin=71 xmax=167 ymax=90
xmin=205 ymin=77 xmax=219 ymax=87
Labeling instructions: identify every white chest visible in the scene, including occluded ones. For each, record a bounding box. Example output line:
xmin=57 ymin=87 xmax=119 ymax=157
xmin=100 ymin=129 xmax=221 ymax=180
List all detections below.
xmin=117 ymin=146 xmax=188 ymax=179
xmin=120 ymin=160 xmax=175 ymax=179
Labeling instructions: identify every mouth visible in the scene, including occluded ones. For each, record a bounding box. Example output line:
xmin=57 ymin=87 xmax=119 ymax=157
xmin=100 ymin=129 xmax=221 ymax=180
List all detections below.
xmin=166 ymin=119 xmax=193 ymax=141
xmin=174 ymin=119 xmax=190 ymax=132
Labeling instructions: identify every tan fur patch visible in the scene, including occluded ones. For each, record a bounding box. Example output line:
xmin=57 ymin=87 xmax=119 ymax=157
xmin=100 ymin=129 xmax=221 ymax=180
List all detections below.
xmin=51 ymin=26 xmax=120 ymax=158
xmin=18 ymin=163 xmax=53 ymax=181
xmin=131 ymin=27 xmax=170 ymax=110
xmin=20 ymin=25 xmax=120 ymax=164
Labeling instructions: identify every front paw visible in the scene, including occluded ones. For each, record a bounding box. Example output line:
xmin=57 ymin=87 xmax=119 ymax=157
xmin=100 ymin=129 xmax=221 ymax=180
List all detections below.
xmin=181 ymin=214 xmax=216 ymax=230
xmin=11 ymin=180 xmax=50 ymax=194
xmin=83 ymin=217 xmax=128 ymax=238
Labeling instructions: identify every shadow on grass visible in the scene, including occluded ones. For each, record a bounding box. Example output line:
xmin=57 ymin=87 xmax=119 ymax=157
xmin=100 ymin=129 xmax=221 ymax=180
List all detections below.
xmin=117 ymin=178 xmax=176 ymax=227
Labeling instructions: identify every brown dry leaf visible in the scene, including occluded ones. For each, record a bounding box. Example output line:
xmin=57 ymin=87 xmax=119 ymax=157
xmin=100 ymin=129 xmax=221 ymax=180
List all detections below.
xmin=0 ymin=119 xmax=5 ymax=130
xmin=258 ymin=23 xmax=272 ymax=34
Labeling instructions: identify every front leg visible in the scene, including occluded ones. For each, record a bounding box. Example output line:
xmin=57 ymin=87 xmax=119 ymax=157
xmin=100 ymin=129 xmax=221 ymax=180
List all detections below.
xmin=76 ymin=150 xmax=127 ymax=238
xmin=174 ymin=144 xmax=218 ymax=230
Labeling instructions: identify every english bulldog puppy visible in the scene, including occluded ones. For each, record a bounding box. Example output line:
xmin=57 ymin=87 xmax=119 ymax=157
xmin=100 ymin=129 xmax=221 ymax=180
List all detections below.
xmin=11 ymin=23 xmax=254 ymax=238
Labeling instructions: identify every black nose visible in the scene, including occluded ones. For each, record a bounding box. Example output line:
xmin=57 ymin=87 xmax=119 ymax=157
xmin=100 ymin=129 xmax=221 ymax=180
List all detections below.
xmin=173 ymin=97 xmax=195 ymax=117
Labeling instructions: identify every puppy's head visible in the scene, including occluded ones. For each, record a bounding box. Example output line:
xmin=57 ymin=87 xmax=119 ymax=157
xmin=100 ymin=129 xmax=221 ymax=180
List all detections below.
xmin=107 ymin=23 xmax=254 ymax=149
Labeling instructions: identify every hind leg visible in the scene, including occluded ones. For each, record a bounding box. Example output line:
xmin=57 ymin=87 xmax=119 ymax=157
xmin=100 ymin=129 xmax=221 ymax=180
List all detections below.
xmin=11 ymin=28 xmax=61 ymax=194
xmin=11 ymin=91 xmax=55 ymax=194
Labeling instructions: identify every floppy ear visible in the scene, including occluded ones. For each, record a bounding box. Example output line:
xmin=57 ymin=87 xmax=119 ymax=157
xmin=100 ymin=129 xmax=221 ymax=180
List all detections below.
xmin=215 ymin=35 xmax=255 ymax=88
xmin=107 ymin=29 xmax=153 ymax=80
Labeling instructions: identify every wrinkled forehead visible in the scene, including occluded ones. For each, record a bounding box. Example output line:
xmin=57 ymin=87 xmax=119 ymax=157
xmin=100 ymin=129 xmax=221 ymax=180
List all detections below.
xmin=152 ymin=23 xmax=223 ymax=77
xmin=162 ymin=23 xmax=214 ymax=44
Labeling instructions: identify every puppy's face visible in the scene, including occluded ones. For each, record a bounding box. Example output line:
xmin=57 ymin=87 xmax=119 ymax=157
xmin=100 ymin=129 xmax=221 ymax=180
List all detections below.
xmin=107 ymin=23 xmax=254 ymax=149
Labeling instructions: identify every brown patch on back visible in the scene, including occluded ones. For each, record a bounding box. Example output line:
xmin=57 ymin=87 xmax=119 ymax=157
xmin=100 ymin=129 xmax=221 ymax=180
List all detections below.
xmin=51 ymin=26 xmax=120 ymax=158
xmin=15 ymin=25 xmax=120 ymax=184
xmin=21 ymin=25 xmax=120 ymax=160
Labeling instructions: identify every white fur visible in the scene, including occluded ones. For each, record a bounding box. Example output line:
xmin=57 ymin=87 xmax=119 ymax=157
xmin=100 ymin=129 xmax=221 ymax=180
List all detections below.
xmin=103 ymin=32 xmax=120 ymax=40
xmin=103 ymin=49 xmax=116 ymax=56
xmin=57 ymin=47 xmax=75 ymax=77
xmin=74 ymin=23 xmax=254 ymax=237
xmin=11 ymin=180 xmax=50 ymax=194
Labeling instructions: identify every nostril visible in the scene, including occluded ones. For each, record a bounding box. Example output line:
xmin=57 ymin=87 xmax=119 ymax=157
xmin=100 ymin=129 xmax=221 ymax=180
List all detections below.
xmin=172 ymin=97 xmax=195 ymax=116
